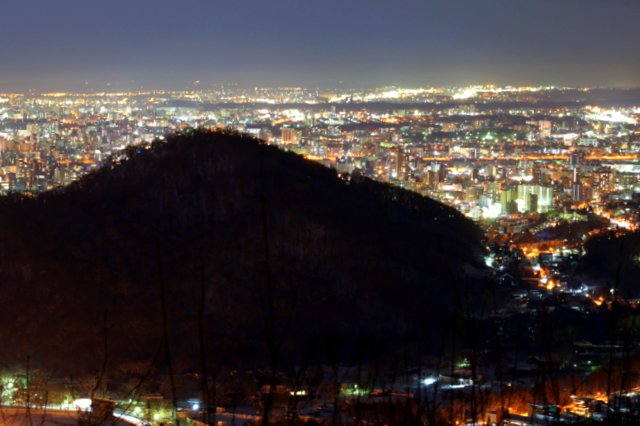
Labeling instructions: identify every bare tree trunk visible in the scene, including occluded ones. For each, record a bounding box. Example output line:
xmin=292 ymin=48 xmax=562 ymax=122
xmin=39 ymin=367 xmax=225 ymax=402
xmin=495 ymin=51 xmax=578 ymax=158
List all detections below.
xmin=157 ymin=246 xmax=179 ymax=426
xmin=259 ymin=150 xmax=278 ymax=426
xmin=198 ymin=247 xmax=215 ymax=426
xmin=26 ymin=356 xmax=33 ymax=426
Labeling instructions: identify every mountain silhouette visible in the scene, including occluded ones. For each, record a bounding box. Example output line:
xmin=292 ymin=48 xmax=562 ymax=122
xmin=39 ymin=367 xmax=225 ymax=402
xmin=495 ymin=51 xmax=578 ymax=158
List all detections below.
xmin=0 ymin=129 xmax=485 ymax=377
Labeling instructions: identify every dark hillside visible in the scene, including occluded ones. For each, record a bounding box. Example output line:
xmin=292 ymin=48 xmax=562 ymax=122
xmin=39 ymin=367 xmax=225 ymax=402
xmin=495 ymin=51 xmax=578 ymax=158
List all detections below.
xmin=0 ymin=129 xmax=485 ymax=376
xmin=578 ymin=231 xmax=640 ymax=298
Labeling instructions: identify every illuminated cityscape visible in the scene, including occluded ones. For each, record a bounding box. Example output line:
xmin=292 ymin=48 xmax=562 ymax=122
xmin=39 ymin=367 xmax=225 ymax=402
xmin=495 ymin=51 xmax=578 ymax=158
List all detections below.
xmin=2 ymin=85 xmax=639 ymax=227
xmin=3 ymin=0 xmax=640 ymax=424
xmin=1 ymin=85 xmax=640 ymax=424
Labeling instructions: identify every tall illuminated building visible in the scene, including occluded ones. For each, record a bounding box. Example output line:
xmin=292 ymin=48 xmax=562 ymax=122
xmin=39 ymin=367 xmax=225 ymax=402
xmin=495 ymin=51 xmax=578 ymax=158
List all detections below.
xmin=538 ymin=120 xmax=552 ymax=138
xmin=281 ymin=127 xmax=298 ymax=145
xmin=571 ymin=168 xmax=582 ymax=202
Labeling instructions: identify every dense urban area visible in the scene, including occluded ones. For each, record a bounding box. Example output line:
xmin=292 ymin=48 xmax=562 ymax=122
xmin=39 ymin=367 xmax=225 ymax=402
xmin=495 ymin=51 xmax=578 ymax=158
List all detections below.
xmin=2 ymin=85 xmax=640 ymax=425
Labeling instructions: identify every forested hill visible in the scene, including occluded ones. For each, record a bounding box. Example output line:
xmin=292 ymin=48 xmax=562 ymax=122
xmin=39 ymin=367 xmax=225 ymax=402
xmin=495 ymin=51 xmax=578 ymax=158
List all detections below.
xmin=578 ymin=231 xmax=640 ymax=298
xmin=0 ymin=129 xmax=485 ymax=376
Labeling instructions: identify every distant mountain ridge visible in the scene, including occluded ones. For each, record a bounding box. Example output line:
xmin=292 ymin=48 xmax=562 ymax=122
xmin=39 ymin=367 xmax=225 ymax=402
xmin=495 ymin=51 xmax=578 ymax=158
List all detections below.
xmin=0 ymin=129 xmax=485 ymax=377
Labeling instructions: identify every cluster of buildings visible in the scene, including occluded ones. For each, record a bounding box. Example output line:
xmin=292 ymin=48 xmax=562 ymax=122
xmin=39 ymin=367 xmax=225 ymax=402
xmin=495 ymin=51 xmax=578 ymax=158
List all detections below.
xmin=1 ymin=86 xmax=638 ymax=228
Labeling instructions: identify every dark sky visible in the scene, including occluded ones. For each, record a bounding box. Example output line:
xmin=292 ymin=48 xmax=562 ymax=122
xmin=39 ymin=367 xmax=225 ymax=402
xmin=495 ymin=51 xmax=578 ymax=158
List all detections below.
xmin=1 ymin=0 xmax=639 ymax=91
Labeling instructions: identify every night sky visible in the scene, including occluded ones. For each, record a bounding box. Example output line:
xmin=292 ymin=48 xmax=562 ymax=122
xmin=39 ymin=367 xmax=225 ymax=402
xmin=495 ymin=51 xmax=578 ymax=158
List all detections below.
xmin=1 ymin=0 xmax=639 ymax=91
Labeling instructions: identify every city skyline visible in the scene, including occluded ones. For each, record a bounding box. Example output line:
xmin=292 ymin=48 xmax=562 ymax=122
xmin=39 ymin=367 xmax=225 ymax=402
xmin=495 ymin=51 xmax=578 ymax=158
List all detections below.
xmin=2 ymin=0 xmax=640 ymax=91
